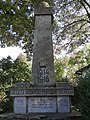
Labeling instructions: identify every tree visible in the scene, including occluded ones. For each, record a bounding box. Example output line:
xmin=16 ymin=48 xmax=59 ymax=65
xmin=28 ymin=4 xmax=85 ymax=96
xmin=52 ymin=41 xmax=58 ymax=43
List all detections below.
xmin=0 ymin=0 xmax=34 ymax=58
xmin=54 ymin=44 xmax=90 ymax=83
xmin=53 ymin=0 xmax=90 ymax=55
xmin=13 ymin=53 xmax=32 ymax=82
xmin=54 ymin=58 xmax=68 ymax=81
xmin=0 ymin=54 xmax=32 ymax=113
xmin=0 ymin=0 xmax=89 ymax=59
xmin=0 ymin=0 xmax=52 ymax=59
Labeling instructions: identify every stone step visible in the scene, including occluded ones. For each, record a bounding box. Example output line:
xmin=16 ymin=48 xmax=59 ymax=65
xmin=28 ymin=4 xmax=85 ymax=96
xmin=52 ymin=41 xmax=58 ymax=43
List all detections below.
xmin=0 ymin=112 xmax=82 ymax=120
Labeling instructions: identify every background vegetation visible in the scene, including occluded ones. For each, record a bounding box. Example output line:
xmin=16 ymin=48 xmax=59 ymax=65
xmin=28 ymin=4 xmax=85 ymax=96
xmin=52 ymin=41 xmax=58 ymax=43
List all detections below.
xmin=0 ymin=54 xmax=32 ymax=113
xmin=0 ymin=0 xmax=90 ymax=119
xmin=77 ymin=70 xmax=90 ymax=120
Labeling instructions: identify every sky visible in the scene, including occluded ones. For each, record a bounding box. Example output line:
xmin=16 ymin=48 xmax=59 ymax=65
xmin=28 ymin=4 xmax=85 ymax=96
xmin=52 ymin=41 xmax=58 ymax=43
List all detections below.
xmin=0 ymin=47 xmax=25 ymax=60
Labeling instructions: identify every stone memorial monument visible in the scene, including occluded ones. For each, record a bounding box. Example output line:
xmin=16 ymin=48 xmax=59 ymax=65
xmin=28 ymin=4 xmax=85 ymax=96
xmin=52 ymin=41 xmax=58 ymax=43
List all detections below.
xmin=0 ymin=1 xmax=82 ymax=120
xmin=10 ymin=1 xmax=74 ymax=115
xmin=6 ymin=3 xmax=82 ymax=120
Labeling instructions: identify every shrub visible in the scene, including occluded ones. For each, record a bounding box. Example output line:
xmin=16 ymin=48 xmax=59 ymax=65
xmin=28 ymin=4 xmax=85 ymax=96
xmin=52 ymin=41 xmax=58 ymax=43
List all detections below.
xmin=78 ymin=78 xmax=90 ymax=120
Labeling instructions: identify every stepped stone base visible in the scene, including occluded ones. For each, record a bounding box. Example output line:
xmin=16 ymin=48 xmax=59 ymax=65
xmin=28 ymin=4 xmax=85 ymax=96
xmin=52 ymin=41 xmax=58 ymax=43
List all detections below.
xmin=0 ymin=112 xmax=82 ymax=120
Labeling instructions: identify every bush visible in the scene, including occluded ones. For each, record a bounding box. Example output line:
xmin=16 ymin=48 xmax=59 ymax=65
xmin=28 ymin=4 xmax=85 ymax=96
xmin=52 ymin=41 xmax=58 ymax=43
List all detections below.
xmin=0 ymin=56 xmax=32 ymax=113
xmin=78 ymin=78 xmax=90 ymax=120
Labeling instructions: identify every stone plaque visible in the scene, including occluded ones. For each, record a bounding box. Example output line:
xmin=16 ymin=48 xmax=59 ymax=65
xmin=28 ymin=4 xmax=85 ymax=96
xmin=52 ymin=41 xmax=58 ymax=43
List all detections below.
xmin=57 ymin=96 xmax=71 ymax=113
xmin=28 ymin=97 xmax=56 ymax=113
xmin=14 ymin=97 xmax=26 ymax=113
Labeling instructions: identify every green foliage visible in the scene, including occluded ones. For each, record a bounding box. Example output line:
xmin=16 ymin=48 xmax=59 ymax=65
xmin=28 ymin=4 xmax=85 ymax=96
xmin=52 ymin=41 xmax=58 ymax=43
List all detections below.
xmin=54 ymin=0 xmax=90 ymax=54
xmin=54 ymin=46 xmax=90 ymax=119
xmin=0 ymin=0 xmax=90 ymax=59
xmin=0 ymin=0 xmax=34 ymax=58
xmin=0 ymin=0 xmax=53 ymax=59
xmin=0 ymin=54 xmax=32 ymax=113
xmin=78 ymin=77 xmax=90 ymax=120
xmin=13 ymin=53 xmax=32 ymax=82
xmin=30 ymin=0 xmax=53 ymax=7
xmin=54 ymin=45 xmax=90 ymax=83
xmin=0 ymin=84 xmax=13 ymax=113
xmin=54 ymin=58 xmax=68 ymax=82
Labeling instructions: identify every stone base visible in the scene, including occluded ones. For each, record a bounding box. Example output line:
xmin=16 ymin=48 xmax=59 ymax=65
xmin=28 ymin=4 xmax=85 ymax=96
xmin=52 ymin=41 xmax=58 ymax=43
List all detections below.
xmin=0 ymin=112 xmax=82 ymax=120
xmin=13 ymin=96 xmax=71 ymax=113
xmin=10 ymin=85 xmax=74 ymax=114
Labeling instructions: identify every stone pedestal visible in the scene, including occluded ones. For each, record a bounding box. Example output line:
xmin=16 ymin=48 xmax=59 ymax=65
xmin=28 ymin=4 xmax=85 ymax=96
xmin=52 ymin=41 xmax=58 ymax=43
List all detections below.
xmin=10 ymin=82 xmax=74 ymax=113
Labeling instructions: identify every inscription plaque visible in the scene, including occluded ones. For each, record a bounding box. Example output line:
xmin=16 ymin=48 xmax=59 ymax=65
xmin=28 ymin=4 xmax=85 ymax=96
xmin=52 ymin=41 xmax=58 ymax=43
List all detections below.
xmin=28 ymin=97 xmax=56 ymax=113
xmin=57 ymin=96 xmax=71 ymax=113
xmin=14 ymin=97 xmax=26 ymax=113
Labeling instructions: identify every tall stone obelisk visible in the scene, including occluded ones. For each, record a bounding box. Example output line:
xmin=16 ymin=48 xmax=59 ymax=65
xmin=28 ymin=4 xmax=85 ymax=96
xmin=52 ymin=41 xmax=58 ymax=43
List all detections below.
xmin=32 ymin=1 xmax=55 ymax=86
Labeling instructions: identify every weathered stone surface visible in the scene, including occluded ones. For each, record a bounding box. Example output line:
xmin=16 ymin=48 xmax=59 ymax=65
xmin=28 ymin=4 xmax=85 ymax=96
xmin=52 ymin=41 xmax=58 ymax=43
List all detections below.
xmin=14 ymin=82 xmax=34 ymax=88
xmin=10 ymin=86 xmax=74 ymax=96
xmin=0 ymin=112 xmax=82 ymax=120
xmin=28 ymin=97 xmax=56 ymax=113
xmin=35 ymin=7 xmax=53 ymax=15
xmin=14 ymin=97 xmax=26 ymax=113
xmin=56 ymin=82 xmax=72 ymax=87
xmin=32 ymin=5 xmax=55 ymax=87
xmin=39 ymin=1 xmax=50 ymax=8
xmin=57 ymin=97 xmax=71 ymax=113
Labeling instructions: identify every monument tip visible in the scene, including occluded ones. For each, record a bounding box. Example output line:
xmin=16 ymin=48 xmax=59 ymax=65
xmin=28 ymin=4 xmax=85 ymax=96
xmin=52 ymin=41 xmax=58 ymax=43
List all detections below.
xmin=40 ymin=1 xmax=50 ymax=8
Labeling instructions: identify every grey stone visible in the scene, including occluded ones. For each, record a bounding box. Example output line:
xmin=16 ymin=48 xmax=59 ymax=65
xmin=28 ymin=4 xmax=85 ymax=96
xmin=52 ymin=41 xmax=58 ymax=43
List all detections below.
xmin=14 ymin=97 xmax=26 ymax=113
xmin=39 ymin=1 xmax=50 ymax=8
xmin=34 ymin=7 xmax=53 ymax=15
xmin=28 ymin=97 xmax=56 ymax=113
xmin=32 ymin=8 xmax=55 ymax=86
xmin=14 ymin=82 xmax=34 ymax=88
xmin=10 ymin=86 xmax=74 ymax=97
xmin=0 ymin=112 xmax=82 ymax=120
xmin=57 ymin=96 xmax=71 ymax=113
xmin=56 ymin=82 xmax=72 ymax=87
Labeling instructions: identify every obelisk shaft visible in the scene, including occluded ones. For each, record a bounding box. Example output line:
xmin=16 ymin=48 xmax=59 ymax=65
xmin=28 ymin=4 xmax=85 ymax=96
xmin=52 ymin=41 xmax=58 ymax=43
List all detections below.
xmin=32 ymin=4 xmax=55 ymax=86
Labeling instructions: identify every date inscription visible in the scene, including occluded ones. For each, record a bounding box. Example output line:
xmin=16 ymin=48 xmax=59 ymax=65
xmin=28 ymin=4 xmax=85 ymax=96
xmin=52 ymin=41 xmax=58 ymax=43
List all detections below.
xmin=38 ymin=68 xmax=49 ymax=83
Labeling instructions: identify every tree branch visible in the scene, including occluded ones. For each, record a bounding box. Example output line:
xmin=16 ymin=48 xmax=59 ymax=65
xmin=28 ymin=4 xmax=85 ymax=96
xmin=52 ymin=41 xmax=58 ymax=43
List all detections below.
xmin=73 ymin=23 xmax=86 ymax=33
xmin=62 ymin=19 xmax=87 ymax=30
xmin=79 ymin=0 xmax=90 ymax=20
xmin=83 ymin=0 xmax=90 ymax=8
xmin=60 ymin=1 xmax=73 ymax=9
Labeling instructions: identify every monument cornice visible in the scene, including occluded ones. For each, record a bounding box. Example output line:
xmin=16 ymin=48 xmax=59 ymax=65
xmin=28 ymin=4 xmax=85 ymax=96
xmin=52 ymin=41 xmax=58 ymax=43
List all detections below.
xmin=10 ymin=87 xmax=74 ymax=96
xmin=34 ymin=7 xmax=53 ymax=15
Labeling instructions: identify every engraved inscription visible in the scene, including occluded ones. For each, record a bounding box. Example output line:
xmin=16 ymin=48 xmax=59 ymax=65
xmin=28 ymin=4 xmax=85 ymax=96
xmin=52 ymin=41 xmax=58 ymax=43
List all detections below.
xmin=38 ymin=67 xmax=49 ymax=83
xmin=28 ymin=97 xmax=56 ymax=112
xmin=10 ymin=87 xmax=74 ymax=96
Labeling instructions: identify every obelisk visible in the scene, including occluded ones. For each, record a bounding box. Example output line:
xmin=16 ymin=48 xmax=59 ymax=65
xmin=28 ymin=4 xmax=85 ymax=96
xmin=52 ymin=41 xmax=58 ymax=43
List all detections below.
xmin=32 ymin=1 xmax=55 ymax=86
